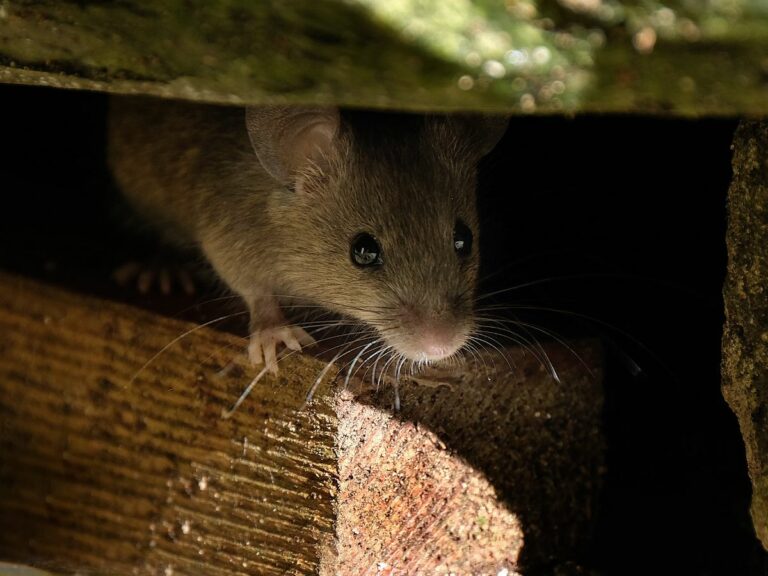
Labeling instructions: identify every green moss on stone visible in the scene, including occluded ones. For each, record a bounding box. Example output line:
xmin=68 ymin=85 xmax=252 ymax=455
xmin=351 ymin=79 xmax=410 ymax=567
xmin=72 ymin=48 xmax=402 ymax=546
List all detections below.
xmin=0 ymin=0 xmax=767 ymax=114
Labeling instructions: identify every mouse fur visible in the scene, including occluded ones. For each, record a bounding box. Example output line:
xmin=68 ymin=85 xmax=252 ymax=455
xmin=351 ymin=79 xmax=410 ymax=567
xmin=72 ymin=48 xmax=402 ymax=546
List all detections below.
xmin=108 ymin=97 xmax=507 ymax=374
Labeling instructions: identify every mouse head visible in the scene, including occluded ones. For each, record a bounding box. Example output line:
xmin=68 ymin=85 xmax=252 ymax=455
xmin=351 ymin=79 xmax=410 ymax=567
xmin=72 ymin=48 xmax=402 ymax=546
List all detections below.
xmin=246 ymin=106 xmax=508 ymax=364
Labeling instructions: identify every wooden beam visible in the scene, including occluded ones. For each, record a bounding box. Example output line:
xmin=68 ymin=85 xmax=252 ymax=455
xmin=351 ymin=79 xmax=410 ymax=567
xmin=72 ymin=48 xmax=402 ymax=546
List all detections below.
xmin=0 ymin=272 xmax=603 ymax=574
xmin=0 ymin=272 xmax=337 ymax=575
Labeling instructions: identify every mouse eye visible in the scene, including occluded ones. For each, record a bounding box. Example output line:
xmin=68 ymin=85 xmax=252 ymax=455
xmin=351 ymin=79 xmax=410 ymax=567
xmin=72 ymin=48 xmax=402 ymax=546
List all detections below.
xmin=453 ymin=220 xmax=473 ymax=258
xmin=351 ymin=233 xmax=383 ymax=268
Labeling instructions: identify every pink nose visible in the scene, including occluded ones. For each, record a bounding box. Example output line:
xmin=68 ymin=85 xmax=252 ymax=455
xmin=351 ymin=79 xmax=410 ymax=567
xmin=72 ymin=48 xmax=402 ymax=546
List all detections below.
xmin=413 ymin=324 xmax=463 ymax=361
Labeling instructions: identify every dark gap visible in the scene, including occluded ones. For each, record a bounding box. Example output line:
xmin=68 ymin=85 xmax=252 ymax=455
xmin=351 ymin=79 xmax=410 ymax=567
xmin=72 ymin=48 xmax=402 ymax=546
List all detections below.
xmin=0 ymin=83 xmax=764 ymax=575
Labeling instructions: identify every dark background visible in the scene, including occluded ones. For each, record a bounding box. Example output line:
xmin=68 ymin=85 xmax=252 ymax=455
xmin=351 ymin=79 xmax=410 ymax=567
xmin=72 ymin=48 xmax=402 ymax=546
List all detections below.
xmin=0 ymin=84 xmax=764 ymax=574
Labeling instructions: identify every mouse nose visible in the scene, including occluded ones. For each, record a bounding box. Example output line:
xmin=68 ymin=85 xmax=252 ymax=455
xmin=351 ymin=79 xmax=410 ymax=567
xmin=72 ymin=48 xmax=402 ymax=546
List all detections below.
xmin=394 ymin=304 xmax=471 ymax=361
xmin=411 ymin=317 xmax=466 ymax=361
xmin=415 ymin=323 xmax=464 ymax=360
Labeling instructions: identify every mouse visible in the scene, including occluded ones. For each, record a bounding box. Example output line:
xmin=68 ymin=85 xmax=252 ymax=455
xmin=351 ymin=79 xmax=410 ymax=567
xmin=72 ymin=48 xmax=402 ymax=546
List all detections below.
xmin=108 ymin=97 xmax=508 ymax=380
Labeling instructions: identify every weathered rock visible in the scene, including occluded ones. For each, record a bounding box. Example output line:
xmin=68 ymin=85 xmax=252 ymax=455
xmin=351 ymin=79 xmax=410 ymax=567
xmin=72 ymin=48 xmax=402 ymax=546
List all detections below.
xmin=722 ymin=120 xmax=768 ymax=550
xmin=0 ymin=0 xmax=767 ymax=114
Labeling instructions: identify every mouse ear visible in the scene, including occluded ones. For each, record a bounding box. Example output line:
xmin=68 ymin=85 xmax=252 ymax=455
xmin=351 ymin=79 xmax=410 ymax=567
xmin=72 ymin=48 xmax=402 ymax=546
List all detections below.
xmin=245 ymin=106 xmax=340 ymax=185
xmin=430 ymin=114 xmax=509 ymax=160
xmin=471 ymin=115 xmax=509 ymax=157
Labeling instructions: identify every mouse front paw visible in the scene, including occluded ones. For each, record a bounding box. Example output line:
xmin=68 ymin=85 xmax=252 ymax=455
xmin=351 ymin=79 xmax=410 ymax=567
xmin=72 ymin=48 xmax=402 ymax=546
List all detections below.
xmin=248 ymin=325 xmax=316 ymax=375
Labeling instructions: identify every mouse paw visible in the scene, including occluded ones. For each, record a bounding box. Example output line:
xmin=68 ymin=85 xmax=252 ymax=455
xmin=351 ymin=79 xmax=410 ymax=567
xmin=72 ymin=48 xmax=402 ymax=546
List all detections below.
xmin=248 ymin=325 xmax=316 ymax=375
xmin=113 ymin=261 xmax=196 ymax=295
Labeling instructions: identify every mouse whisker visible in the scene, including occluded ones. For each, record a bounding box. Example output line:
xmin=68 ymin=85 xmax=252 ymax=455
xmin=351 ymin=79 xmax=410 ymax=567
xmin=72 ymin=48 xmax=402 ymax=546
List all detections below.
xmin=329 ymin=337 xmax=371 ymax=371
xmin=512 ymin=325 xmax=561 ymax=384
xmin=394 ymin=355 xmax=408 ymax=393
xmin=479 ymin=316 xmax=592 ymax=378
xmin=462 ymin=341 xmax=487 ymax=373
xmin=358 ymin=338 xmax=385 ymax=364
xmin=472 ymin=323 xmax=544 ymax=373
xmin=394 ymin=355 xmax=404 ymax=384
xmin=315 ymin=330 xmax=373 ymax=357
xmin=246 ymin=332 xmax=367 ymax=413
xmin=475 ymin=275 xmax=601 ymax=303
xmin=222 ymin=328 xmax=373 ymax=415
xmin=221 ymin=364 xmax=271 ymax=419
xmin=275 ymin=294 xmax=398 ymax=316
xmin=377 ymin=350 xmax=402 ymax=394
xmin=373 ymin=350 xmax=391 ymax=393
xmin=445 ymin=349 xmax=466 ymax=371
xmin=353 ymin=340 xmax=388 ymax=385
xmin=478 ymin=324 xmax=559 ymax=383
xmin=297 ymin=319 xmax=355 ymax=333
xmin=343 ymin=341 xmax=377 ymax=391
xmin=476 ymin=304 xmax=660 ymax=377
xmin=129 ymin=310 xmax=249 ymax=385
xmin=370 ymin=345 xmax=394 ymax=390
xmin=302 ymin=350 xmax=345 ymax=407
xmin=307 ymin=328 xmax=372 ymax=349
xmin=466 ymin=332 xmax=516 ymax=373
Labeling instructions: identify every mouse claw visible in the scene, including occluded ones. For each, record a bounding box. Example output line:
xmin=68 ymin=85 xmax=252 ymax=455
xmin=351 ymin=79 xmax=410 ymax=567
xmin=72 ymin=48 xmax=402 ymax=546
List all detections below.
xmin=248 ymin=325 xmax=316 ymax=375
xmin=113 ymin=261 xmax=196 ymax=296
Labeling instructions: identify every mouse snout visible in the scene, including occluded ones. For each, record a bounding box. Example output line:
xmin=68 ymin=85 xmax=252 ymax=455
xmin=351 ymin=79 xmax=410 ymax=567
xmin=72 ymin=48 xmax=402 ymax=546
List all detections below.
xmin=395 ymin=306 xmax=471 ymax=362
xmin=415 ymin=321 xmax=463 ymax=360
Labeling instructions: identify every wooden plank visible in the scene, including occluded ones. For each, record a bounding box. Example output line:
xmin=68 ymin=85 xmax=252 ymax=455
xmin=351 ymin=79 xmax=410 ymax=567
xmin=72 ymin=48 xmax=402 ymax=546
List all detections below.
xmin=334 ymin=347 xmax=604 ymax=574
xmin=0 ymin=272 xmax=337 ymax=576
xmin=0 ymin=564 xmax=61 ymax=576
xmin=0 ymin=272 xmax=603 ymax=574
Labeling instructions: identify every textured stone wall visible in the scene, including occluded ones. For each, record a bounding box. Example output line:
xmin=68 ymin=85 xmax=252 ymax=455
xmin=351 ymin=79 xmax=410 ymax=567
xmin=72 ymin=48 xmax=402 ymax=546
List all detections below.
xmin=0 ymin=0 xmax=767 ymax=114
xmin=723 ymin=121 xmax=768 ymax=550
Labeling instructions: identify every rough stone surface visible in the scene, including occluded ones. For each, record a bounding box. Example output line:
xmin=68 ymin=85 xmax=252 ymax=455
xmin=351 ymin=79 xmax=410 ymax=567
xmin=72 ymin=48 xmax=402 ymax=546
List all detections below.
xmin=0 ymin=1 xmax=767 ymax=114
xmin=722 ymin=120 xmax=768 ymax=551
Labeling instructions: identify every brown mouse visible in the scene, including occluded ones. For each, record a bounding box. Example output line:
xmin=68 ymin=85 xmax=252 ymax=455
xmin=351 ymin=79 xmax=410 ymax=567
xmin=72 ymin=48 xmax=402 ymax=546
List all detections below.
xmin=108 ymin=97 xmax=507 ymax=378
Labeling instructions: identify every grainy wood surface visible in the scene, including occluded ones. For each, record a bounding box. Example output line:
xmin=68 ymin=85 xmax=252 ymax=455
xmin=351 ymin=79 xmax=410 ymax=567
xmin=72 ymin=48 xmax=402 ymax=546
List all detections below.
xmin=0 ymin=272 xmax=338 ymax=576
xmin=334 ymin=345 xmax=604 ymax=574
xmin=0 ymin=272 xmax=603 ymax=574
